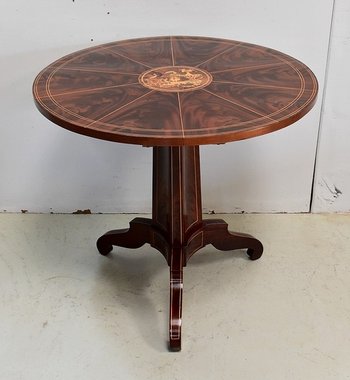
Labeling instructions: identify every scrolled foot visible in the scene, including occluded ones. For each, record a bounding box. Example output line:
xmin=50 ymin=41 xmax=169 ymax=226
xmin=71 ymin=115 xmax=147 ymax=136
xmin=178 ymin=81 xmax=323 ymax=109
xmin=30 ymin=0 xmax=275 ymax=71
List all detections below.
xmin=96 ymin=239 xmax=113 ymax=256
xmin=247 ymin=245 xmax=263 ymax=261
xmin=96 ymin=217 xmax=153 ymax=256
xmin=187 ymin=219 xmax=264 ymax=262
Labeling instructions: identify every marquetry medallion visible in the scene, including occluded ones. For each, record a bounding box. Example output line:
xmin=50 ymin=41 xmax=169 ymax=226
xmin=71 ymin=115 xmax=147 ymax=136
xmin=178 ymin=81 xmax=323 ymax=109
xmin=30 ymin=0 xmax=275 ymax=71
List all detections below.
xmin=139 ymin=66 xmax=212 ymax=92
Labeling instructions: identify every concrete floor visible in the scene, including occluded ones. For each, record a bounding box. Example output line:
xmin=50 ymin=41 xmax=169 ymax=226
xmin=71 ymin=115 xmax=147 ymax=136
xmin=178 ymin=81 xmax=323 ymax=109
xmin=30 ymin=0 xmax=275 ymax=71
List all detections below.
xmin=0 ymin=213 xmax=349 ymax=380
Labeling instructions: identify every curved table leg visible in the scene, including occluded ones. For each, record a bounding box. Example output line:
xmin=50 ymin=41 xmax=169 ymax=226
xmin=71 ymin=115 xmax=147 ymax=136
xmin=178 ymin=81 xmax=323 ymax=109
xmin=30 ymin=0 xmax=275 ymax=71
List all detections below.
xmin=96 ymin=217 xmax=153 ymax=255
xmin=169 ymin=247 xmax=184 ymax=352
xmin=202 ymin=219 xmax=263 ymax=260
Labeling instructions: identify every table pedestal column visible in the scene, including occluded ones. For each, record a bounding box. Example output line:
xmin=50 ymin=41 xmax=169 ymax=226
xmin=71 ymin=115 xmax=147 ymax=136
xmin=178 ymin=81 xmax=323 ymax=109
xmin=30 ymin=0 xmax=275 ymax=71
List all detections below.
xmin=97 ymin=146 xmax=263 ymax=351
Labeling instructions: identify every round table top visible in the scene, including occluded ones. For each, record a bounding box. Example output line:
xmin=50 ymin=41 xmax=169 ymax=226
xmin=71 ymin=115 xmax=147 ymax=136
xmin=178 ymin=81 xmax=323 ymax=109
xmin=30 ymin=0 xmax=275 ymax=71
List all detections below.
xmin=33 ymin=36 xmax=318 ymax=146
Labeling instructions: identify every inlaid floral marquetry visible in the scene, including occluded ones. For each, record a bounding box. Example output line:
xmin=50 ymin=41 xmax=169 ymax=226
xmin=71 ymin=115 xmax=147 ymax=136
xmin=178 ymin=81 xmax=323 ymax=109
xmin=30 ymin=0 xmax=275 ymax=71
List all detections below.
xmin=139 ymin=66 xmax=212 ymax=92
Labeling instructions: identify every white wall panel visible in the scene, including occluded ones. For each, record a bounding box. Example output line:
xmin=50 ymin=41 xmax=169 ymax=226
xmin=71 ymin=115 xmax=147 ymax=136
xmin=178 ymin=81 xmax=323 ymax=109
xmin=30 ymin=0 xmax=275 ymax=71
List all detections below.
xmin=0 ymin=0 xmax=333 ymax=213
xmin=312 ymin=0 xmax=350 ymax=212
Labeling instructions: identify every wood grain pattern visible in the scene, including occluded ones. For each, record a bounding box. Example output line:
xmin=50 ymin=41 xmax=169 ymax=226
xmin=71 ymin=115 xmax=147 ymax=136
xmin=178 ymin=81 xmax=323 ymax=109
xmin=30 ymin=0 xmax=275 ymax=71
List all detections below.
xmin=33 ymin=36 xmax=318 ymax=146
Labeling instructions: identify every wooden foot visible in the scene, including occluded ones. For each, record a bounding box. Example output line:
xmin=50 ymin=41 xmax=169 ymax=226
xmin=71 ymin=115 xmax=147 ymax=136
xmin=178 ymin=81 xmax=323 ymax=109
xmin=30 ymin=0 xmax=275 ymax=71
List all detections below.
xmin=202 ymin=219 xmax=263 ymax=261
xmin=96 ymin=217 xmax=153 ymax=255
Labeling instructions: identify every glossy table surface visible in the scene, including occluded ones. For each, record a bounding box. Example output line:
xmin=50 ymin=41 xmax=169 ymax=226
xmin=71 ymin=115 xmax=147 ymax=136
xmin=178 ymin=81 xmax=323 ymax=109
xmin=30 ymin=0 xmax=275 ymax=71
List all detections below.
xmin=33 ymin=36 xmax=318 ymax=351
xmin=33 ymin=36 xmax=318 ymax=146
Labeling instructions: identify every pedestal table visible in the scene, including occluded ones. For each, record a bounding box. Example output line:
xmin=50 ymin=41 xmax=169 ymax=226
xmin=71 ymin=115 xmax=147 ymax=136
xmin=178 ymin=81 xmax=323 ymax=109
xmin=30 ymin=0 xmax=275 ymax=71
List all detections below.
xmin=33 ymin=36 xmax=318 ymax=351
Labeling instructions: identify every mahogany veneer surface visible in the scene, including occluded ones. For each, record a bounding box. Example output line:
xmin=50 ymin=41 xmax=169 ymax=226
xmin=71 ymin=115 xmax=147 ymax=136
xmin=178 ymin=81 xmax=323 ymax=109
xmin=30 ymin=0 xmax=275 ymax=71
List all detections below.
xmin=33 ymin=36 xmax=318 ymax=146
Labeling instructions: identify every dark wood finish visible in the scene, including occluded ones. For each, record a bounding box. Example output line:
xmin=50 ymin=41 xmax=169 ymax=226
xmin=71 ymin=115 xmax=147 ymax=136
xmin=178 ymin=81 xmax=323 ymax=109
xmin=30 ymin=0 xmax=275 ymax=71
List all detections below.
xmin=33 ymin=36 xmax=318 ymax=351
xmin=33 ymin=36 xmax=318 ymax=147
xmin=96 ymin=146 xmax=263 ymax=351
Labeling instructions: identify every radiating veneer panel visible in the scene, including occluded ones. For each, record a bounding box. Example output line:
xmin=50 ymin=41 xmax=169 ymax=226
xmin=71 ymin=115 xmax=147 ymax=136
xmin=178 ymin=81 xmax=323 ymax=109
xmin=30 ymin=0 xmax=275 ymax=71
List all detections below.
xmin=47 ymin=70 xmax=140 ymax=97
xmin=52 ymin=84 xmax=150 ymax=125
xmin=179 ymin=89 xmax=264 ymax=133
xmin=200 ymin=43 xmax=282 ymax=72
xmin=110 ymin=38 xmax=174 ymax=68
xmin=33 ymin=36 xmax=318 ymax=145
xmin=63 ymin=49 xmax=149 ymax=73
xmin=206 ymin=82 xmax=302 ymax=119
xmin=172 ymin=36 xmax=236 ymax=67
xmin=101 ymin=91 xmax=183 ymax=136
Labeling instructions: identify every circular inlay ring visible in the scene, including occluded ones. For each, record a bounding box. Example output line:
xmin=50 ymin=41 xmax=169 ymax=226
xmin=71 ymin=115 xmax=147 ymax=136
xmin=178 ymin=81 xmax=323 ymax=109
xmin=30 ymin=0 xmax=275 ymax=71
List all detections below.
xmin=139 ymin=66 xmax=213 ymax=92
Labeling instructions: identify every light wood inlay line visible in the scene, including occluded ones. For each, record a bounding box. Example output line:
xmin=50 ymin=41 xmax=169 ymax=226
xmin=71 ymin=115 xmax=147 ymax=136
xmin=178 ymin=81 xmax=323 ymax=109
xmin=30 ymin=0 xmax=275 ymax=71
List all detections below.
xmin=170 ymin=36 xmax=176 ymax=66
xmin=60 ymin=67 xmax=141 ymax=75
xmin=44 ymin=62 xmax=111 ymax=125
xmin=100 ymin=46 xmax=154 ymax=69
xmin=37 ymin=44 xmax=146 ymax=126
xmin=179 ymin=148 xmax=183 ymax=244
xmin=86 ymin=90 xmax=155 ymax=127
xmin=47 ymin=65 xmax=96 ymax=124
xmin=177 ymin=93 xmax=185 ymax=138
xmin=203 ymin=88 xmax=276 ymax=121
xmin=184 ymin=148 xmax=200 ymax=233
xmin=195 ymin=43 xmax=242 ymax=68
xmin=42 ymin=83 xmax=141 ymax=99
xmin=211 ymin=62 xmax=285 ymax=74
xmin=259 ymin=52 xmax=306 ymax=119
xmin=211 ymin=80 xmax=312 ymax=92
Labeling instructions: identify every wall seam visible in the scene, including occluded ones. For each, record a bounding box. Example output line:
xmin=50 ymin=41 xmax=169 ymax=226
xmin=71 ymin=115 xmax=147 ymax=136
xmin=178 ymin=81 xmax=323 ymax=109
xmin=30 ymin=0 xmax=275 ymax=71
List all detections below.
xmin=309 ymin=0 xmax=337 ymax=212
